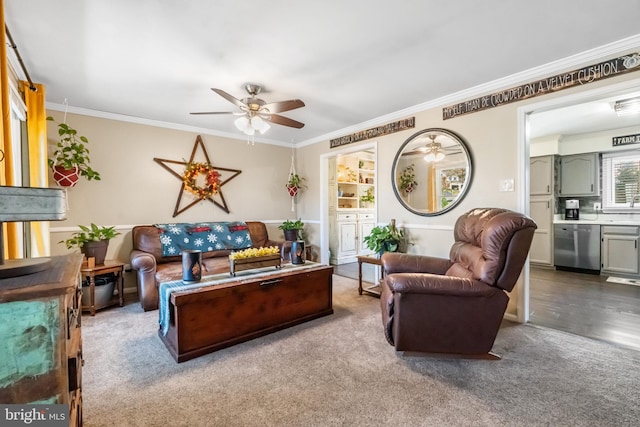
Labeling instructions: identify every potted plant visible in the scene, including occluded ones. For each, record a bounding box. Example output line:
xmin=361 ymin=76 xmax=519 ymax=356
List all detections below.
xmin=286 ymin=173 xmax=306 ymax=197
xmin=61 ymin=223 xmax=120 ymax=265
xmin=360 ymin=187 xmax=375 ymax=207
xmin=47 ymin=116 xmax=101 ymax=186
xmin=278 ymin=218 xmax=304 ymax=241
xmin=363 ymin=220 xmax=404 ymax=255
xmin=399 ymin=164 xmax=418 ymax=193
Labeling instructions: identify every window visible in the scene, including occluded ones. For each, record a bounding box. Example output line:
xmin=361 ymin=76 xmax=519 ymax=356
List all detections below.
xmin=602 ymin=150 xmax=640 ymax=210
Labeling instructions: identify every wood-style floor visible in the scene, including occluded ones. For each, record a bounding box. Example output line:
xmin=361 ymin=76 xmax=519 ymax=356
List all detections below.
xmin=333 ymin=262 xmax=640 ymax=352
xmin=530 ymin=266 xmax=640 ymax=351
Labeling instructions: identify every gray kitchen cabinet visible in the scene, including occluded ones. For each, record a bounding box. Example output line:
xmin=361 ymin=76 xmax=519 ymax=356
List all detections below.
xmin=529 ymin=196 xmax=554 ymax=266
xmin=601 ymin=225 xmax=639 ymax=276
xmin=559 ymin=153 xmax=599 ymax=196
xmin=530 ymin=155 xmax=554 ymax=195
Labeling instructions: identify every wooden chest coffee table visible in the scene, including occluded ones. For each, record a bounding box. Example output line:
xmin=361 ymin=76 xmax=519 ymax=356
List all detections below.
xmin=158 ymin=263 xmax=333 ymax=362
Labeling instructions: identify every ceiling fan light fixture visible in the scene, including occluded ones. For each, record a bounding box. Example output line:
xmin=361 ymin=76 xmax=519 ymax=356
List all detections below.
xmin=252 ymin=116 xmax=270 ymax=134
xmin=614 ymin=97 xmax=640 ymax=117
xmin=234 ymin=116 xmax=254 ymax=135
xmin=424 ymin=150 xmax=445 ymax=162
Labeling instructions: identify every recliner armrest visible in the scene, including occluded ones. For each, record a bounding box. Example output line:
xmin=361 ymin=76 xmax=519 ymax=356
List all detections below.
xmin=384 ymin=273 xmax=501 ymax=297
xmin=381 ymin=253 xmax=452 ymax=275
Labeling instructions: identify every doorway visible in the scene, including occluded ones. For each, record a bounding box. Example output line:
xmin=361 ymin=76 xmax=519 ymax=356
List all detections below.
xmin=523 ymin=78 xmax=640 ymax=351
xmin=319 ymin=141 xmax=378 ymax=282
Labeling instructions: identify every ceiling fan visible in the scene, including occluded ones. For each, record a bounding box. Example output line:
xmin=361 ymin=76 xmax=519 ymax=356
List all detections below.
xmin=190 ymin=84 xmax=305 ymax=135
xmin=402 ymin=135 xmax=461 ymax=161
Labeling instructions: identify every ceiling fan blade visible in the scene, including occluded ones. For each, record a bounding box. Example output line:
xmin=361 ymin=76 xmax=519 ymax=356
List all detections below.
xmin=211 ymin=88 xmax=246 ymax=109
xmin=261 ymin=99 xmax=305 ymax=114
xmin=401 ymin=150 xmax=425 ymax=156
xmin=190 ymin=111 xmax=237 ymax=115
xmin=265 ymin=114 xmax=305 ymax=129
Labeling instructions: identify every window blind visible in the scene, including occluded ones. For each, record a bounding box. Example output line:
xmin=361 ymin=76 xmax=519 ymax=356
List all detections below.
xmin=602 ymin=150 xmax=640 ymax=209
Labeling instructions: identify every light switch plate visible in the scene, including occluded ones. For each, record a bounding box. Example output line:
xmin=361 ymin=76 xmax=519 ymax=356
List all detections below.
xmin=499 ymin=179 xmax=515 ymax=192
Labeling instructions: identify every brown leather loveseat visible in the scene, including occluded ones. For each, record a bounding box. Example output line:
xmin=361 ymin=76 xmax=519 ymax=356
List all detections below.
xmin=130 ymin=221 xmax=284 ymax=311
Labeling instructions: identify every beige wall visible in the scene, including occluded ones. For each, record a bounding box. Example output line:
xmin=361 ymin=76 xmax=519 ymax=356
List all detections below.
xmin=47 ymin=112 xmax=299 ymax=266
xmin=297 ymin=54 xmax=640 ymax=318
xmin=46 ymin=50 xmax=640 ymax=313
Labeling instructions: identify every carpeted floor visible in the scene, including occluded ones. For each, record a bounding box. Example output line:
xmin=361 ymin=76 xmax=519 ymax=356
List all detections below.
xmin=81 ymin=275 xmax=640 ymax=426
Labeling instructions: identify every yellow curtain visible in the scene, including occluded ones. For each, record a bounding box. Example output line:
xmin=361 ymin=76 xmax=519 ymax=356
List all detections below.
xmin=427 ymin=164 xmax=437 ymax=212
xmin=0 ymin=0 xmax=19 ymax=259
xmin=23 ymin=81 xmax=51 ymax=257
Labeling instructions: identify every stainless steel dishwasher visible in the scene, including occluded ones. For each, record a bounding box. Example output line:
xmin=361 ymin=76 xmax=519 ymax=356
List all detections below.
xmin=554 ymin=223 xmax=601 ymax=273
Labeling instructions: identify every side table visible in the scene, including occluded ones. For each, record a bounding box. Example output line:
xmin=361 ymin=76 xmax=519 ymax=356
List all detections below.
xmin=357 ymin=255 xmax=384 ymax=297
xmin=81 ymin=260 xmax=125 ymax=315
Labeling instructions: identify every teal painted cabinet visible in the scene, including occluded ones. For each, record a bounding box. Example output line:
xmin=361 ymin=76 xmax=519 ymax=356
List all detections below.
xmin=0 ymin=254 xmax=83 ymax=425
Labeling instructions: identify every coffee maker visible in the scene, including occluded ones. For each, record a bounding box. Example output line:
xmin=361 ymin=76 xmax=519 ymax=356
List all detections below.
xmin=565 ymin=199 xmax=580 ymax=220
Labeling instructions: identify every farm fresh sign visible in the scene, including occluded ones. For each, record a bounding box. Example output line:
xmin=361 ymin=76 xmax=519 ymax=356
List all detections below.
xmin=612 ymin=133 xmax=640 ymax=147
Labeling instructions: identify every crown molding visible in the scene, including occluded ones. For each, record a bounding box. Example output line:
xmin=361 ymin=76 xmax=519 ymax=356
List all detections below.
xmin=299 ymin=34 xmax=640 ymax=147
xmin=45 ymin=35 xmax=640 ymax=150
xmin=45 ymin=102 xmax=294 ymax=148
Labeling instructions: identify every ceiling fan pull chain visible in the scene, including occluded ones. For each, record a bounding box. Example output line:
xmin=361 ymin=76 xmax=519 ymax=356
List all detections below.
xmin=62 ymin=98 xmax=69 ymax=124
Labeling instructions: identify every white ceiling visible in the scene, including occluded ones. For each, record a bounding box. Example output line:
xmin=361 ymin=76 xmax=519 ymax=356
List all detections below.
xmin=5 ymin=0 xmax=640 ymax=145
xmin=528 ymin=89 xmax=640 ymax=140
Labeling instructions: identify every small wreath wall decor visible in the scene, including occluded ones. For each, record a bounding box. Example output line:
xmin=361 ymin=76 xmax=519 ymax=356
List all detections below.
xmin=182 ymin=162 xmax=221 ymax=199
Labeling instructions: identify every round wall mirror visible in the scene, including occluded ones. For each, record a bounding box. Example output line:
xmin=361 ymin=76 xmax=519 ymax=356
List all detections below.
xmin=392 ymin=128 xmax=473 ymax=216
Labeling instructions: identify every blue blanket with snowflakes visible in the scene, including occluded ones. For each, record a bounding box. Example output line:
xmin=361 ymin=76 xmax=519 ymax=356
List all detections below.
xmin=154 ymin=222 xmax=253 ymax=257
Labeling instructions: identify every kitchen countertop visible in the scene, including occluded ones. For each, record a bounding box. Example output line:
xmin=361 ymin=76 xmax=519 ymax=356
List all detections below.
xmin=554 ymin=216 xmax=640 ymax=226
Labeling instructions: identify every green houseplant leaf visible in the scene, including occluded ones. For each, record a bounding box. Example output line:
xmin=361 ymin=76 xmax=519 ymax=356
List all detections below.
xmin=363 ymin=222 xmax=404 ymax=254
xmin=278 ymin=218 xmax=304 ymax=230
xmin=60 ymin=223 xmax=121 ymax=250
xmin=47 ymin=116 xmax=101 ymax=181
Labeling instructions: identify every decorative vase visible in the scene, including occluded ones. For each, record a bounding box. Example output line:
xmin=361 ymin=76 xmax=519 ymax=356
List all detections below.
xmin=81 ymin=240 xmax=109 ymax=265
xmin=52 ymin=165 xmax=80 ymax=187
xmin=182 ymin=250 xmax=202 ymax=284
xmin=290 ymin=240 xmax=305 ymax=265
xmin=287 ymin=185 xmax=298 ymax=197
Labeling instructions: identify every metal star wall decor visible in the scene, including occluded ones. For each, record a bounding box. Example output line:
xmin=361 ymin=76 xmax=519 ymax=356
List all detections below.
xmin=153 ymin=135 xmax=242 ymax=217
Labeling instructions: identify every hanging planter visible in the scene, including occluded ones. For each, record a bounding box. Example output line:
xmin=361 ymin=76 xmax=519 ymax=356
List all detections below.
xmin=399 ymin=164 xmax=418 ymax=194
xmin=52 ymin=165 xmax=80 ymax=187
xmin=47 ymin=107 xmax=101 ymax=187
xmin=286 ymin=184 xmax=299 ymax=197
xmin=286 ymin=152 xmax=306 ymax=211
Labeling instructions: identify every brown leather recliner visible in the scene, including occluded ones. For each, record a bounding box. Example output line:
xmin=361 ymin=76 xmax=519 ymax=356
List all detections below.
xmin=380 ymin=208 xmax=537 ymax=358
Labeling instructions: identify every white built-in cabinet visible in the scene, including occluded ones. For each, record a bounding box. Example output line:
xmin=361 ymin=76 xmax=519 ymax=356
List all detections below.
xmin=329 ymin=151 xmax=376 ymax=265
xmin=529 ymin=155 xmax=555 ymax=266
xmin=559 ymin=153 xmax=599 ymax=196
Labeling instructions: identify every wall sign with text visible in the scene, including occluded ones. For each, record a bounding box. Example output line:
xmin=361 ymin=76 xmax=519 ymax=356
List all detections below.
xmin=613 ymin=133 xmax=640 ymax=147
xmin=330 ymin=117 xmax=415 ymax=148
xmin=443 ymin=52 xmax=640 ymax=120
